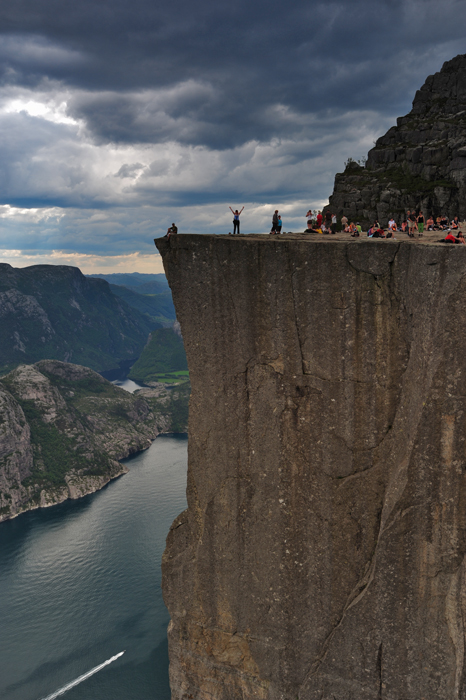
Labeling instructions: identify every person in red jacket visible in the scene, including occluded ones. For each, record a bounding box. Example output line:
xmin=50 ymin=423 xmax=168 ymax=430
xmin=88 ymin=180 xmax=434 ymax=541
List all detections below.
xmin=316 ymin=211 xmax=323 ymax=228
xmin=438 ymin=231 xmax=456 ymax=243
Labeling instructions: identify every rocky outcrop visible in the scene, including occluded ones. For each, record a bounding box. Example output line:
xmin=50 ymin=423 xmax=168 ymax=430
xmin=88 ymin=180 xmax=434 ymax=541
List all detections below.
xmin=156 ymin=233 xmax=466 ymax=700
xmin=0 ymin=360 xmax=164 ymax=521
xmin=135 ymin=380 xmax=190 ymax=434
xmin=326 ymin=54 xmax=466 ymax=226
xmin=0 ymin=263 xmax=154 ymax=374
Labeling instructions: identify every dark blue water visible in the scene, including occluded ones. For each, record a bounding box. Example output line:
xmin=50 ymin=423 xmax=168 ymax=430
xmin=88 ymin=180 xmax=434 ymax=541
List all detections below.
xmin=0 ymin=435 xmax=187 ymax=700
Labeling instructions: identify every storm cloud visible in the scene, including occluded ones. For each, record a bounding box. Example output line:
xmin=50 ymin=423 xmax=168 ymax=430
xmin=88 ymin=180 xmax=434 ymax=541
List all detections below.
xmin=0 ymin=0 xmax=466 ymax=267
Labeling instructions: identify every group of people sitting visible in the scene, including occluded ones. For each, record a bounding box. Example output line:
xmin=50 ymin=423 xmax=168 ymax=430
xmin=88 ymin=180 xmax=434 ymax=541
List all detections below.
xmin=302 ymin=207 xmax=466 ymax=245
xmin=305 ymin=209 xmax=338 ymax=234
xmin=426 ymin=215 xmax=460 ymax=231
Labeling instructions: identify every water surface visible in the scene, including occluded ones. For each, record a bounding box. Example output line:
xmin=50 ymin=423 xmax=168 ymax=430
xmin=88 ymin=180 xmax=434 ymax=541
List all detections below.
xmin=0 ymin=435 xmax=187 ymax=700
xmin=111 ymin=378 xmax=142 ymax=394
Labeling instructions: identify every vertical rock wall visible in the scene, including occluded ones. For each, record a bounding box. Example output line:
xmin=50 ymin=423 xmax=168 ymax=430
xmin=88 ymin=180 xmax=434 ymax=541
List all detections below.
xmin=156 ymin=235 xmax=466 ymax=700
xmin=325 ymin=54 xmax=466 ymax=226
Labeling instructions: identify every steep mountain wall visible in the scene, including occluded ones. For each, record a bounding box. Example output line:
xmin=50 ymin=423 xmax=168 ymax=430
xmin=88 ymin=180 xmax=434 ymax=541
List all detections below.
xmin=156 ymin=234 xmax=466 ymax=700
xmin=326 ymin=54 xmax=466 ymax=226
xmin=0 ymin=263 xmax=154 ymax=374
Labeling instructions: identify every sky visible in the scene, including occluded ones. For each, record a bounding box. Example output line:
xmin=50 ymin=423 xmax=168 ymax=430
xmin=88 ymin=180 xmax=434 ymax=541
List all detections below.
xmin=0 ymin=0 xmax=465 ymax=273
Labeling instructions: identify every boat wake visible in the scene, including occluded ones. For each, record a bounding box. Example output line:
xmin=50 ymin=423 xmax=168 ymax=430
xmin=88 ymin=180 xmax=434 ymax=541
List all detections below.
xmin=40 ymin=651 xmax=125 ymax=700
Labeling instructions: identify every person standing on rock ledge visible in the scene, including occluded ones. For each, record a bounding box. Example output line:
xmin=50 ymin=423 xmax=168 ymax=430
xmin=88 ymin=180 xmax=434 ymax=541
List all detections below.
xmin=229 ymin=206 xmax=244 ymax=235
xmin=324 ymin=210 xmax=332 ymax=234
xmin=270 ymin=210 xmax=280 ymax=234
xmin=407 ymin=210 xmax=417 ymax=237
xmin=417 ymin=211 xmax=424 ymax=236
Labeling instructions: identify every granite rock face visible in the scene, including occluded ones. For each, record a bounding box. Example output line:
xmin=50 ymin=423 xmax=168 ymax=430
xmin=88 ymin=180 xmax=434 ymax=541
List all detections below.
xmin=157 ymin=234 xmax=466 ymax=700
xmin=326 ymin=54 xmax=466 ymax=226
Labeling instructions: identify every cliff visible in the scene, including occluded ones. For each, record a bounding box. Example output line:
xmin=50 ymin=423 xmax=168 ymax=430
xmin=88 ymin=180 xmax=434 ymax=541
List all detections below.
xmin=156 ymin=233 xmax=466 ymax=700
xmin=326 ymin=54 xmax=466 ymax=226
xmin=0 ymin=263 xmax=154 ymax=374
xmin=0 ymin=360 xmax=184 ymax=521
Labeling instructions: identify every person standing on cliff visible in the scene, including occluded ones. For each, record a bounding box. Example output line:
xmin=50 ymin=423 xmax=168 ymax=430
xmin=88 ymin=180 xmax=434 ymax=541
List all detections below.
xmin=324 ymin=210 xmax=332 ymax=234
xmin=341 ymin=214 xmax=348 ymax=231
xmin=407 ymin=210 xmax=416 ymax=237
xmin=316 ymin=211 xmax=323 ymax=228
xmin=271 ymin=210 xmax=279 ymax=234
xmin=417 ymin=211 xmax=424 ymax=236
xmin=229 ymin=206 xmax=244 ymax=235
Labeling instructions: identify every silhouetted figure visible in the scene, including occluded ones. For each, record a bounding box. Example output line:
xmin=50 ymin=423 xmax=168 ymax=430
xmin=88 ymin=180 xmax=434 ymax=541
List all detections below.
xmin=166 ymin=223 xmax=178 ymax=239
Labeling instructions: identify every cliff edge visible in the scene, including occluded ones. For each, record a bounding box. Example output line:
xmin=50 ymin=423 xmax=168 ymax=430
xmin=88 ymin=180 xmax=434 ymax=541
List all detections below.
xmin=156 ymin=234 xmax=466 ymax=700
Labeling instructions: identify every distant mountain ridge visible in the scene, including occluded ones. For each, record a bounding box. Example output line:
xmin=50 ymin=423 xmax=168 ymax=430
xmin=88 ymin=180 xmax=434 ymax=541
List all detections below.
xmin=0 ymin=264 xmax=154 ymax=375
xmin=86 ymin=272 xmax=169 ymax=294
xmin=108 ymin=284 xmax=175 ymax=325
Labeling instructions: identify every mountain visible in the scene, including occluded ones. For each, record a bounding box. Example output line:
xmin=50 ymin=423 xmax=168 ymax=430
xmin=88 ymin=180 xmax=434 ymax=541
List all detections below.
xmin=0 ymin=360 xmax=188 ymax=521
xmin=326 ymin=54 xmax=466 ymax=226
xmin=0 ymin=360 xmax=156 ymax=521
xmin=128 ymin=325 xmax=188 ymax=384
xmin=86 ymin=272 xmax=169 ymax=294
xmin=132 ymin=281 xmax=171 ymax=294
xmin=0 ymin=264 xmax=154 ymax=375
xmin=108 ymin=284 xmax=176 ymax=325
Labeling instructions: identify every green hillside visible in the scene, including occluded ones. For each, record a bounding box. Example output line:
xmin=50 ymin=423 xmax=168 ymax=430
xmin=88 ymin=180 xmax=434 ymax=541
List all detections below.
xmin=128 ymin=327 xmax=188 ymax=384
xmin=0 ymin=264 xmax=154 ymax=375
xmin=109 ymin=285 xmax=175 ymax=325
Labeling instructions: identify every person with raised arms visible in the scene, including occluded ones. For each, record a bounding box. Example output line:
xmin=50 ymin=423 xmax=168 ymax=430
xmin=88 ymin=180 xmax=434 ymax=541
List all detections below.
xmin=229 ymin=206 xmax=244 ymax=235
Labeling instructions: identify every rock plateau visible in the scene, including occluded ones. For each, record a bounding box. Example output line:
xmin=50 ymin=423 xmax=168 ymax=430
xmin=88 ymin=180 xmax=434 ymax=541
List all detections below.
xmin=157 ymin=233 xmax=466 ymax=700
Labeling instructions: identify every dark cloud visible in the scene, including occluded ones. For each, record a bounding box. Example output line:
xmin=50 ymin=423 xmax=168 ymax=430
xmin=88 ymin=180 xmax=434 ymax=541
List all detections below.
xmin=1 ymin=0 xmax=466 ymax=262
xmin=2 ymin=0 xmax=466 ymax=132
